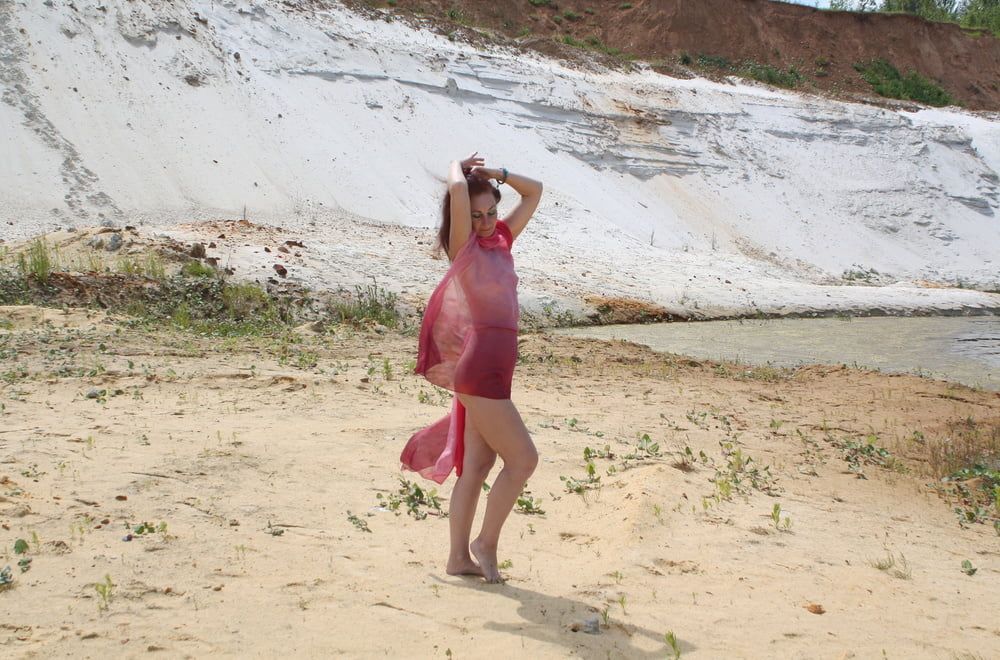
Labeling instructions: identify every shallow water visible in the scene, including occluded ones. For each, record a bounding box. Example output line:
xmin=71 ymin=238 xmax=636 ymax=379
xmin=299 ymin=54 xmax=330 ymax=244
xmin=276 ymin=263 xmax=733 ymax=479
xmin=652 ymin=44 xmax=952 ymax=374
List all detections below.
xmin=556 ymin=316 xmax=1000 ymax=391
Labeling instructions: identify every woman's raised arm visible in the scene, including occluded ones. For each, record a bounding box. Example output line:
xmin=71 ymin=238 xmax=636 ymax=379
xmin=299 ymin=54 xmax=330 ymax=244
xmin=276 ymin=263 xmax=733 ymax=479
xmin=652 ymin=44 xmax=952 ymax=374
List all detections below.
xmin=447 ymin=153 xmax=483 ymax=261
xmin=471 ymin=167 xmax=543 ymax=241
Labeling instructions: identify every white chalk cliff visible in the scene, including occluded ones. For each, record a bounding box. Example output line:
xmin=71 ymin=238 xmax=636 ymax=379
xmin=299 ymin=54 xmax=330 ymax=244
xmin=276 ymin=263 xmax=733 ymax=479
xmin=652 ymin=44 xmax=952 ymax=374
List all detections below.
xmin=2 ymin=0 xmax=999 ymax=318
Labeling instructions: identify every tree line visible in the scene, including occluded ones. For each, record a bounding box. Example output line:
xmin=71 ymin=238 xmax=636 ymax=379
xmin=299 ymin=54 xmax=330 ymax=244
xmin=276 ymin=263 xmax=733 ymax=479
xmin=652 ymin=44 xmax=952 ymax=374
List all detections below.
xmin=829 ymin=0 xmax=1000 ymax=36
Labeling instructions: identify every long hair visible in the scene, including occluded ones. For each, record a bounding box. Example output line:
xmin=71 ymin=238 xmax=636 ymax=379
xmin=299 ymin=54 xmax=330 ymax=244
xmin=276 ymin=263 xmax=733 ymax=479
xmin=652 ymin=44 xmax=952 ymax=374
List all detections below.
xmin=438 ymin=175 xmax=502 ymax=255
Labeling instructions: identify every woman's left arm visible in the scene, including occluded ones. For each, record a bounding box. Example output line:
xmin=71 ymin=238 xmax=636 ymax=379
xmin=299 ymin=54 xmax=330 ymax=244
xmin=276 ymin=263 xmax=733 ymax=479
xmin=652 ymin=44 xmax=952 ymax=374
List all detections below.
xmin=476 ymin=168 xmax=543 ymax=241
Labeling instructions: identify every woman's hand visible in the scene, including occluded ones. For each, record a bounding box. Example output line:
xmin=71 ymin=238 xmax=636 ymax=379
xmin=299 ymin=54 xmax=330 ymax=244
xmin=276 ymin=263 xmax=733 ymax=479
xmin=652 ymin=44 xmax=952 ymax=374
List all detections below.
xmin=460 ymin=152 xmax=484 ymax=174
xmin=469 ymin=166 xmax=501 ymax=181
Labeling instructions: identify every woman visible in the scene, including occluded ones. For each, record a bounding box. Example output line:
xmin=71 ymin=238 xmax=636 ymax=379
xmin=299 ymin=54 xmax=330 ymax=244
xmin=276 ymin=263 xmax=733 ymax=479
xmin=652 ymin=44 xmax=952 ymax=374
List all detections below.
xmin=401 ymin=153 xmax=543 ymax=583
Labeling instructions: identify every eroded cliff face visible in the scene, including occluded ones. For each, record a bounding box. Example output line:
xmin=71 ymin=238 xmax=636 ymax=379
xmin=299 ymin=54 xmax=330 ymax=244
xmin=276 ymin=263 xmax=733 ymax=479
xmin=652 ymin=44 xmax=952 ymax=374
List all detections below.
xmin=2 ymin=0 xmax=999 ymax=317
xmin=377 ymin=0 xmax=1000 ymax=111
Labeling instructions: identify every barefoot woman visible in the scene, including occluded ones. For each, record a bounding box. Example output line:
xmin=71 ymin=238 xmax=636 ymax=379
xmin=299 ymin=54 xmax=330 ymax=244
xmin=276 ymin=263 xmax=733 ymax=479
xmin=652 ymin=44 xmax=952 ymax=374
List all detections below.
xmin=401 ymin=153 xmax=543 ymax=583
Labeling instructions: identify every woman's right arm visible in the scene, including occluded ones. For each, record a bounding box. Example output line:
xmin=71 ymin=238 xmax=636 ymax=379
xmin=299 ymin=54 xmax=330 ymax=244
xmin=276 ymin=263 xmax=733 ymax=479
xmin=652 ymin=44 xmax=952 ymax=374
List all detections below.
xmin=447 ymin=154 xmax=480 ymax=261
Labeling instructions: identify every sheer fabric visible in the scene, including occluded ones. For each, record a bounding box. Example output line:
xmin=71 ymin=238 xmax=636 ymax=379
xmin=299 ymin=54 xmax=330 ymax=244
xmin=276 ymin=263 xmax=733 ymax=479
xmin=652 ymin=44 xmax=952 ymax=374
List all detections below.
xmin=400 ymin=221 xmax=518 ymax=483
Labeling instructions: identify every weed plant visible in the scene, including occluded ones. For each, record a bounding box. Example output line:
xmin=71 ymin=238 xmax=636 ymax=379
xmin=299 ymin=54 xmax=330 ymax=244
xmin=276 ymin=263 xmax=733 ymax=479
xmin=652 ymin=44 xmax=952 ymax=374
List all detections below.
xmin=377 ymin=477 xmax=444 ymax=520
xmin=330 ymin=281 xmax=401 ymax=328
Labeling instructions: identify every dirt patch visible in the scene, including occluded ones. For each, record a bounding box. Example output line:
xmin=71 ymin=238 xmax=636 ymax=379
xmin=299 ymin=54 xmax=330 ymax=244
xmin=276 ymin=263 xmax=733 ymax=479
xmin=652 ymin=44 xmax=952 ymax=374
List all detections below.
xmin=584 ymin=295 xmax=679 ymax=324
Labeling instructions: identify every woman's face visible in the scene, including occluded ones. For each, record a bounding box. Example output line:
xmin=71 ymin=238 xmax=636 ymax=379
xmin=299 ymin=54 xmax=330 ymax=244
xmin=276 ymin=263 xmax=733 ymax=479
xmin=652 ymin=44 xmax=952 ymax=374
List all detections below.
xmin=470 ymin=191 xmax=498 ymax=237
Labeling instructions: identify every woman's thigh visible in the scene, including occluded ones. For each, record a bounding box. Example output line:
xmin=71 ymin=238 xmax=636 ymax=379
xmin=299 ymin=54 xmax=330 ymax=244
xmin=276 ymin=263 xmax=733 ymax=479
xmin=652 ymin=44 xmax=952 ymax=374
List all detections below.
xmin=458 ymin=394 xmax=536 ymax=462
xmin=462 ymin=408 xmax=496 ymax=473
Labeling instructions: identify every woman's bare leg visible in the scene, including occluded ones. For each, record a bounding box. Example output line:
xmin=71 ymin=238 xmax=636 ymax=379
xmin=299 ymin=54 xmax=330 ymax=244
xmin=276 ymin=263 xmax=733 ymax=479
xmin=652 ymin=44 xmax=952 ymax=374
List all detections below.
xmin=446 ymin=410 xmax=496 ymax=576
xmin=458 ymin=394 xmax=538 ymax=583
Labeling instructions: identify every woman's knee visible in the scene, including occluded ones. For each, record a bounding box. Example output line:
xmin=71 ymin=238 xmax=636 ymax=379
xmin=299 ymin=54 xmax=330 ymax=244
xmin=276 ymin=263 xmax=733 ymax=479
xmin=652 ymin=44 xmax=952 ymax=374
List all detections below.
xmin=505 ymin=440 xmax=538 ymax=479
xmin=465 ymin=451 xmax=497 ymax=479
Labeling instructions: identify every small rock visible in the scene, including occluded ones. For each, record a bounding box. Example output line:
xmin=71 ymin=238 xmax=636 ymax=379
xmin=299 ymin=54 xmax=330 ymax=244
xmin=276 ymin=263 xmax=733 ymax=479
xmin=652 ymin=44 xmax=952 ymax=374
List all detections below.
xmin=189 ymin=243 xmax=206 ymax=258
xmin=569 ymin=615 xmax=601 ymax=634
xmin=263 ymin=246 xmax=271 ymax=253
xmin=87 ymin=236 xmax=105 ymax=249
xmin=115 ymin=494 xmax=128 ymax=501
xmin=67 ymin=226 xmax=77 ymax=233
xmin=373 ymin=324 xmax=388 ymax=334
xmin=276 ymin=245 xmax=289 ymax=254
xmin=85 ymin=388 xmax=103 ymax=399
xmin=105 ymin=234 xmax=122 ymax=251
xmin=122 ymin=534 xmax=132 ymax=542
xmin=99 ymin=218 xmax=115 ymax=228
xmin=273 ymin=264 xmax=287 ymax=277
xmin=208 ymin=242 xmax=216 ymax=248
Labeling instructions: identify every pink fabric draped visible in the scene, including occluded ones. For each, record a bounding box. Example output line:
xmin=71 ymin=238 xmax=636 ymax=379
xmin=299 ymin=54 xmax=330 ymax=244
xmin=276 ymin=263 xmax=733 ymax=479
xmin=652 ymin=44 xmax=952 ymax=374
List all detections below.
xmin=400 ymin=221 xmax=519 ymax=484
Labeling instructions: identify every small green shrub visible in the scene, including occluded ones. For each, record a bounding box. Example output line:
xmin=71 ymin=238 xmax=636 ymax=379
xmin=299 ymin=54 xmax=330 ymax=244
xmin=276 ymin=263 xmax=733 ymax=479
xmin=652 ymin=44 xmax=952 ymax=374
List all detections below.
xmin=743 ymin=62 xmax=803 ymax=88
xmin=18 ymin=238 xmax=56 ymax=284
xmin=181 ymin=260 xmax=216 ymax=278
xmin=853 ymin=59 xmax=953 ymax=107
xmin=330 ymin=282 xmax=400 ymax=328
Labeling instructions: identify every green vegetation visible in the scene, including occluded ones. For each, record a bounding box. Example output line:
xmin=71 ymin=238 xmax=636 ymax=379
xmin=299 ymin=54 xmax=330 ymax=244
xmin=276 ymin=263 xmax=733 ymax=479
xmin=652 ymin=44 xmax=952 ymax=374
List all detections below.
xmin=664 ymin=630 xmax=681 ymax=658
xmin=515 ymin=485 xmax=546 ymax=515
xmin=771 ymin=502 xmax=792 ymax=531
xmin=841 ymin=433 xmax=905 ymax=475
xmin=376 ymin=477 xmax=445 ymax=520
xmin=1 ymin=235 xmax=404 ymax=338
xmin=347 ymin=511 xmax=372 ymax=533
xmin=694 ymin=54 xmax=803 ymax=89
xmin=18 ymin=238 xmax=56 ymax=285
xmin=853 ymin=59 xmax=953 ymax=106
xmin=923 ymin=417 xmax=1000 ymax=530
xmin=94 ymin=574 xmax=115 ymax=610
xmin=829 ymin=0 xmax=1000 ymax=38
xmin=561 ymin=34 xmax=627 ymax=58
xmin=528 ymin=0 xmax=551 ymax=6
xmin=330 ymin=281 xmax=401 ymax=329
xmin=869 ymin=551 xmax=911 ymax=579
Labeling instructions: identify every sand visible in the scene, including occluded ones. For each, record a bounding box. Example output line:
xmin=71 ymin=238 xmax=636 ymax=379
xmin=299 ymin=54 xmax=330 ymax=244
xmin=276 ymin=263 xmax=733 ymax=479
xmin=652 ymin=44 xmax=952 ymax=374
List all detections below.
xmin=1 ymin=304 xmax=998 ymax=658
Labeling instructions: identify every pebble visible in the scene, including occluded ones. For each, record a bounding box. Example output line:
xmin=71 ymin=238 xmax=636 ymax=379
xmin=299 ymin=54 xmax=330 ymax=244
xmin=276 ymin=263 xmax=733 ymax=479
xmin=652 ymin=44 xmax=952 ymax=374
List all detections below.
xmin=85 ymin=387 xmax=103 ymax=399
xmin=105 ymin=234 xmax=122 ymax=251
xmin=569 ymin=615 xmax=601 ymax=634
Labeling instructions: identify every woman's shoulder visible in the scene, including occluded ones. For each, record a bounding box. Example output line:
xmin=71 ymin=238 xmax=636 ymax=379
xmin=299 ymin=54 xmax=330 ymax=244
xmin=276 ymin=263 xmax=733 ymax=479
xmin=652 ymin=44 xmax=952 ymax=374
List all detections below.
xmin=496 ymin=220 xmax=514 ymax=246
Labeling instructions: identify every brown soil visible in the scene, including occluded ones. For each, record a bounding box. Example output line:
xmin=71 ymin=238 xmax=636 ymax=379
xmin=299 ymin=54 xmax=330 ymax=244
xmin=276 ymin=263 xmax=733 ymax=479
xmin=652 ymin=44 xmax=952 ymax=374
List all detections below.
xmin=362 ymin=0 xmax=1000 ymax=111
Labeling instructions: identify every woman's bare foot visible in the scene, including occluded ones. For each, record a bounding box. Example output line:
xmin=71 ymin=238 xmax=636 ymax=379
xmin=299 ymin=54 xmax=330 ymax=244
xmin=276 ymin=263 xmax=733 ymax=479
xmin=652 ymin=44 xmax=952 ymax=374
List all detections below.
xmin=446 ymin=556 xmax=483 ymax=577
xmin=470 ymin=538 xmax=503 ymax=583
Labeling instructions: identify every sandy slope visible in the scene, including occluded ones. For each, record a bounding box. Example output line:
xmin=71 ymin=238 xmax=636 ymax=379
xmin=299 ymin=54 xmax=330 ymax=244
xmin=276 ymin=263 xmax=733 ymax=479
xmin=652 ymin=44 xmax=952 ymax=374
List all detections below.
xmin=1 ymin=306 xmax=997 ymax=658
